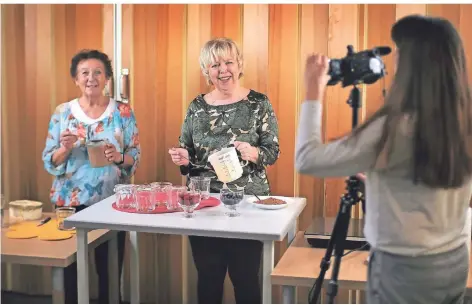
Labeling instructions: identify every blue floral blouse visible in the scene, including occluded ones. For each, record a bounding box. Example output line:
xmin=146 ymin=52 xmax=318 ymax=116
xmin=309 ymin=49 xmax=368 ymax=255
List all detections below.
xmin=42 ymin=99 xmax=141 ymax=207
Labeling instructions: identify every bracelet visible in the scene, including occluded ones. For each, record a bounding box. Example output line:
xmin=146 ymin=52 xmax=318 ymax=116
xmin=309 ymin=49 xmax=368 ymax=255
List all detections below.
xmin=115 ymin=153 xmax=125 ymax=165
xmin=256 ymin=147 xmax=262 ymax=162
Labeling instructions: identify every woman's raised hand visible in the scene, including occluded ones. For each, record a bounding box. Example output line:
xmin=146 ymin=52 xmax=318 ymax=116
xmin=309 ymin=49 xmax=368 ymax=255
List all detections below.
xmin=60 ymin=129 xmax=78 ymax=151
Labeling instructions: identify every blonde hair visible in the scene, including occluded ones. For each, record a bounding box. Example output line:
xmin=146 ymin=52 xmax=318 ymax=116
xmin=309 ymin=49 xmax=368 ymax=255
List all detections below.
xmin=199 ymin=37 xmax=244 ymax=85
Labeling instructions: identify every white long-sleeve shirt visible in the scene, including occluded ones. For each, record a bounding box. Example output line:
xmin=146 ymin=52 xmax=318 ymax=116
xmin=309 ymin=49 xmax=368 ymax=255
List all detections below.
xmin=296 ymin=101 xmax=472 ymax=256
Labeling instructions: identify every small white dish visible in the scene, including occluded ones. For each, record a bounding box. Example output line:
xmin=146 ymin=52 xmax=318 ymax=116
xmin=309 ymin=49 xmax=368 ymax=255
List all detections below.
xmin=247 ymin=196 xmax=291 ymax=210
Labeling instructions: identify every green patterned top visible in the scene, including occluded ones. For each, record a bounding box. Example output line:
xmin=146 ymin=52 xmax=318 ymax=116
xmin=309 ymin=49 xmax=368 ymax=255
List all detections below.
xmin=179 ymin=89 xmax=280 ymax=196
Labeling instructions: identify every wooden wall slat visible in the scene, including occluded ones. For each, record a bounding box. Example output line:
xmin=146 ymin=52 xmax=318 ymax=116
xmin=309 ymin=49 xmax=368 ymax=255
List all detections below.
xmin=34 ymin=4 xmax=54 ymax=212
xmin=75 ymin=4 xmax=103 ymax=50
xmin=298 ymin=4 xmax=329 ymax=229
xmin=184 ymin=4 xmax=212 ymax=304
xmin=267 ymin=5 xmax=300 ymax=301
xmin=162 ymin=4 xmax=186 ymax=304
xmin=186 ymin=4 xmax=211 ymax=103
xmin=102 ymin=4 xmax=114 ymax=73
xmin=4 ymin=4 xmax=472 ymax=304
xmin=460 ymin=5 xmax=472 ymax=83
xmin=324 ymin=4 xmax=360 ymax=217
xmin=211 ymin=4 xmax=242 ymax=47
xmin=24 ymin=5 xmax=37 ymax=202
xmin=1 ymin=4 xmax=24 ymax=212
xmin=396 ymin=4 xmax=427 ymax=19
xmin=364 ymin=4 xmax=396 ymax=119
xmin=267 ymin=4 xmax=299 ymax=198
xmin=52 ymin=5 xmax=67 ymax=110
xmin=428 ymin=4 xmax=461 ymax=28
xmin=242 ymin=4 xmax=268 ymax=93
xmin=130 ymin=5 xmax=163 ymax=302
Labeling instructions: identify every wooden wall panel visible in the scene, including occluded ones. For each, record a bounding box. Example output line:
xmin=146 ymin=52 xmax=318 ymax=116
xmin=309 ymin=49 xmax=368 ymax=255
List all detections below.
xmin=460 ymin=5 xmax=472 ymax=83
xmin=211 ymin=4 xmax=242 ymax=47
xmin=267 ymin=4 xmax=299 ymax=198
xmin=428 ymin=4 xmax=460 ymax=28
xmin=1 ymin=3 xmax=110 ymax=300
xmin=1 ymin=4 xmax=25 ymax=221
xmin=183 ymin=4 xmax=212 ymax=303
xmin=125 ymin=5 xmax=187 ymax=303
xmin=266 ymin=6 xmax=300 ymax=302
xmin=396 ymin=4 xmax=427 ymax=19
xmin=364 ymin=4 xmax=396 ymax=118
xmin=120 ymin=4 xmax=134 ymax=301
xmin=186 ymin=4 xmax=211 ymax=103
xmin=242 ymin=4 xmax=268 ymax=93
xmin=4 ymin=4 xmax=472 ymax=304
xmin=1 ymin=3 xmax=26 ymax=295
xmin=298 ymin=4 xmax=329 ymax=228
xmin=160 ymin=6 xmax=186 ymax=303
xmin=324 ymin=4 xmax=360 ymax=217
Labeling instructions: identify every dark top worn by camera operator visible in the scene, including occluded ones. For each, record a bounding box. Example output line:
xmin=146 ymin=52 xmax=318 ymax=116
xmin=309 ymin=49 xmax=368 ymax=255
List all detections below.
xmin=295 ymin=101 xmax=472 ymax=256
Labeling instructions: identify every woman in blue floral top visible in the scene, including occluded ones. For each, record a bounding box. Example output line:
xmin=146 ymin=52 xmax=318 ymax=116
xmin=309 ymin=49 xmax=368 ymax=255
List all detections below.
xmin=42 ymin=49 xmax=141 ymax=303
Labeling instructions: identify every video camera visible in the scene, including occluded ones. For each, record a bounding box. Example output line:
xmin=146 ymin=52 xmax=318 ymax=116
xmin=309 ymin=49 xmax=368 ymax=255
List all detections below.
xmin=328 ymin=45 xmax=391 ymax=87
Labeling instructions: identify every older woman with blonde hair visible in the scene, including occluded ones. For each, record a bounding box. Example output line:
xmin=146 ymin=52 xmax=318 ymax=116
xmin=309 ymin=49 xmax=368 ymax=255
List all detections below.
xmin=169 ymin=37 xmax=280 ymax=303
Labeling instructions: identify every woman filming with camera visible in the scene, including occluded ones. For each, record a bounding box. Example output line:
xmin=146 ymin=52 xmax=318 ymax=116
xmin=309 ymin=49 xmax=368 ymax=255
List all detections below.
xmin=296 ymin=15 xmax=472 ymax=303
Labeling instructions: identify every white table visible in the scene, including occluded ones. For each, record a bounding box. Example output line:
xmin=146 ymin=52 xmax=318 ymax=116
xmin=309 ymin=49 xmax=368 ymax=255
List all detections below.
xmin=65 ymin=194 xmax=306 ymax=304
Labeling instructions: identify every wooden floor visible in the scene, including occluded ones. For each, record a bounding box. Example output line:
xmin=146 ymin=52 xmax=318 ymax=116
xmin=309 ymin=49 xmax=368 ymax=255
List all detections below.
xmin=2 ymin=290 xmax=472 ymax=304
xmin=0 ymin=291 xmax=122 ymax=304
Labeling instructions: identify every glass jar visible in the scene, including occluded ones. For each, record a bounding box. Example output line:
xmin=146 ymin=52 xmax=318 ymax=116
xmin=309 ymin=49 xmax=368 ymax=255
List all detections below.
xmin=134 ymin=185 xmax=154 ymax=212
xmin=150 ymin=182 xmax=173 ymax=207
xmin=167 ymin=186 xmax=187 ymax=211
xmin=114 ymin=184 xmax=137 ymax=209
xmin=86 ymin=139 xmax=110 ymax=168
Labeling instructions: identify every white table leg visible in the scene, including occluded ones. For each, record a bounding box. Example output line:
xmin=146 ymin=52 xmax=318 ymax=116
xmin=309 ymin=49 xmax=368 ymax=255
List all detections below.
xmin=51 ymin=267 xmax=65 ymax=304
xmin=281 ymin=221 xmax=298 ymax=304
xmin=77 ymin=228 xmax=89 ymax=304
xmin=262 ymin=240 xmax=274 ymax=304
xmin=129 ymin=231 xmax=140 ymax=304
xmin=108 ymin=232 xmax=119 ymax=303
xmin=288 ymin=221 xmax=297 ymax=245
xmin=282 ymin=286 xmax=296 ymax=304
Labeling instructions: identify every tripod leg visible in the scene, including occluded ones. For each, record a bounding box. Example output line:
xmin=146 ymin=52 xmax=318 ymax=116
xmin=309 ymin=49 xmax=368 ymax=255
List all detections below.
xmin=326 ymin=200 xmax=353 ymax=304
xmin=308 ymin=196 xmax=352 ymax=304
xmin=308 ymin=222 xmax=336 ymax=304
xmin=309 ymin=85 xmax=361 ymax=304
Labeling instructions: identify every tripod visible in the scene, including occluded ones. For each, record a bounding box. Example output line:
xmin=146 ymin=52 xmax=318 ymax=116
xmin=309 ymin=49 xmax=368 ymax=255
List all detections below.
xmin=308 ymin=85 xmax=366 ymax=304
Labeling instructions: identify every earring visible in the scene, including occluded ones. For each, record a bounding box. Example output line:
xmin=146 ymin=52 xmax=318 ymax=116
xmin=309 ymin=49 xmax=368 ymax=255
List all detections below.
xmin=104 ymin=84 xmax=110 ymax=96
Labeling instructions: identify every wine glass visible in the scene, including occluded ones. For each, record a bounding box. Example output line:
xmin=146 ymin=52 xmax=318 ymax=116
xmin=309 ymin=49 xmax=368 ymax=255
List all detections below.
xmin=220 ymin=188 xmax=244 ymax=217
xmin=1 ymin=194 xmax=7 ymax=228
xmin=177 ymin=188 xmax=202 ymax=218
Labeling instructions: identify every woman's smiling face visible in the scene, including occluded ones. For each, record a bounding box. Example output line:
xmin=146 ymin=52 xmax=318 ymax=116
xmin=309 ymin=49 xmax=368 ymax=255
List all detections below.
xmin=75 ymin=58 xmax=108 ymax=98
xmin=208 ymin=55 xmax=242 ymax=93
